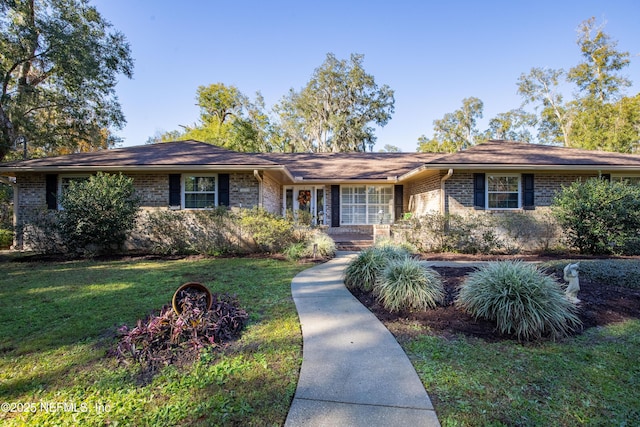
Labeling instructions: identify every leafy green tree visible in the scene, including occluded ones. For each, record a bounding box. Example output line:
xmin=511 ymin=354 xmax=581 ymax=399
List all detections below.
xmin=569 ymin=95 xmax=640 ymax=153
xmin=58 ymin=172 xmax=140 ymax=255
xmin=567 ymin=17 xmax=631 ymax=103
xmin=0 ymin=0 xmax=134 ymax=161
xmin=517 ymin=67 xmax=571 ymax=146
xmin=552 ymin=178 xmax=640 ymax=255
xmin=276 ymin=53 xmax=395 ymax=152
xmin=517 ymin=18 xmax=635 ymax=151
xmin=417 ymin=97 xmax=484 ymax=153
xmin=485 ymin=109 xmax=537 ymax=143
xmin=153 ymin=83 xmax=277 ymax=152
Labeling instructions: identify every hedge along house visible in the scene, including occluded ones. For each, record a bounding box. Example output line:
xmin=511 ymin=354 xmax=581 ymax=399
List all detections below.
xmin=2 ymin=139 xmax=640 ymax=250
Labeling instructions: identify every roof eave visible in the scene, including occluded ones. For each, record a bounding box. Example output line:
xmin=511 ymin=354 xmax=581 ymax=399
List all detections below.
xmin=404 ymin=163 xmax=640 ymax=173
xmin=0 ymin=164 xmax=294 ymax=176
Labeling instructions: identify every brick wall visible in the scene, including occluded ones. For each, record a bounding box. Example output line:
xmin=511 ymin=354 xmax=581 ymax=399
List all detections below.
xmin=406 ymin=172 xmax=441 ymax=215
xmin=228 ymin=172 xmax=259 ymax=208
xmin=262 ymin=173 xmax=281 ymax=214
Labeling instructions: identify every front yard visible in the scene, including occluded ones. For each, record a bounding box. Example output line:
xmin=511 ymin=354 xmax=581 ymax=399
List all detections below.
xmin=1 ymin=254 xmax=639 ymax=426
xmin=0 ymin=256 xmax=308 ymax=426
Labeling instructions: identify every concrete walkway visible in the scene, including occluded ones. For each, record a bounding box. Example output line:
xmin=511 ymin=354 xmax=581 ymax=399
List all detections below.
xmin=285 ymin=252 xmax=440 ymax=427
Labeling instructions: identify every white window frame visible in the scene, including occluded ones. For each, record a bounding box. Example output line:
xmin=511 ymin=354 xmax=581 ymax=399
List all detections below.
xmin=58 ymin=174 xmax=91 ymax=209
xmin=341 ymin=185 xmax=393 ymax=225
xmin=486 ymin=174 xmax=521 ymax=210
xmin=182 ymin=174 xmax=218 ymax=209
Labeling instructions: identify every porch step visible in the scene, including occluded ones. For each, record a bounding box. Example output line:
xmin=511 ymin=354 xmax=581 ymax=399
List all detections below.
xmin=336 ymin=240 xmax=374 ymax=251
xmin=330 ymin=233 xmax=374 ymax=251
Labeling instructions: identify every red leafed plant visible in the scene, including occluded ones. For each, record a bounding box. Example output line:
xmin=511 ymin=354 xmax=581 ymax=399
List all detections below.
xmin=114 ymin=292 xmax=248 ymax=372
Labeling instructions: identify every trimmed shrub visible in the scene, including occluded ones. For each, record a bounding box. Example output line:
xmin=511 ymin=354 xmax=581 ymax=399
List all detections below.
xmin=141 ymin=210 xmax=194 ymax=255
xmin=456 ymin=261 xmax=582 ymax=341
xmin=344 ymin=246 xmax=409 ymax=292
xmin=238 ymin=207 xmax=295 ymax=252
xmin=58 ymin=172 xmax=140 ymax=255
xmin=393 ymin=212 xmax=502 ymax=254
xmin=552 ymin=178 xmax=640 ymax=255
xmin=375 ymin=257 xmax=444 ymax=312
xmin=0 ymin=228 xmax=12 ymax=248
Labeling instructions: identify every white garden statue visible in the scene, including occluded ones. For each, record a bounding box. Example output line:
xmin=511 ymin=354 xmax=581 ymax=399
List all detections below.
xmin=563 ymin=262 xmax=580 ymax=304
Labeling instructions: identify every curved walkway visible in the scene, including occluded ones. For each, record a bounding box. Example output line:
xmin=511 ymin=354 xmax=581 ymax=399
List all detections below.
xmin=285 ymin=252 xmax=440 ymax=427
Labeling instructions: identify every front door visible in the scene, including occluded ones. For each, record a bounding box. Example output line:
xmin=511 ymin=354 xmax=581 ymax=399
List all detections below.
xmin=284 ymin=186 xmax=325 ymax=225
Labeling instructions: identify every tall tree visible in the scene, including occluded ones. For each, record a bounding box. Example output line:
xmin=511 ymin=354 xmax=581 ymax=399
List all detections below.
xmin=569 ymin=94 xmax=640 ymax=153
xmin=0 ymin=0 xmax=133 ymax=161
xmin=153 ymin=83 xmax=277 ymax=152
xmin=417 ymin=97 xmax=484 ymax=153
xmin=567 ymin=17 xmax=631 ymax=103
xmin=485 ymin=109 xmax=537 ymax=143
xmin=517 ymin=67 xmax=572 ymax=146
xmin=517 ymin=18 xmax=635 ymax=150
xmin=276 ymin=53 xmax=395 ymax=152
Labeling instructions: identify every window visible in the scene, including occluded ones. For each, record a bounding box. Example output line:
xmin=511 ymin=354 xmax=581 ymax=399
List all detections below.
xmin=183 ymin=175 xmax=217 ymax=209
xmin=341 ymin=185 xmax=393 ymax=224
xmin=487 ymin=175 xmax=520 ymax=209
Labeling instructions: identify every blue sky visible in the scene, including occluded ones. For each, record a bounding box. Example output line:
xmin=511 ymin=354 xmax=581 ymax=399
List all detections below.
xmin=92 ymin=0 xmax=640 ymax=152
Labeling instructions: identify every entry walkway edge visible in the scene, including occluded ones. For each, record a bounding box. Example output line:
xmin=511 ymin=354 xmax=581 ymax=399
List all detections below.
xmin=285 ymin=252 xmax=441 ymax=427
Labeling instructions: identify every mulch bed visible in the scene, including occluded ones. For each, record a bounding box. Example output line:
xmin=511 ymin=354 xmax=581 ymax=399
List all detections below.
xmin=351 ymin=258 xmax=640 ymax=342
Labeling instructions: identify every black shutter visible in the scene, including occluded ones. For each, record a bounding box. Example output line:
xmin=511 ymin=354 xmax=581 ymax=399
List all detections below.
xmin=473 ymin=173 xmax=485 ymax=210
xmin=522 ymin=173 xmax=535 ymax=210
xmin=331 ymin=185 xmax=340 ymax=227
xmin=218 ymin=173 xmax=230 ymax=206
xmin=601 ymin=173 xmax=611 ymax=181
xmin=169 ymin=174 xmax=181 ymax=206
xmin=46 ymin=174 xmax=58 ymax=210
xmin=394 ymin=185 xmax=403 ymax=222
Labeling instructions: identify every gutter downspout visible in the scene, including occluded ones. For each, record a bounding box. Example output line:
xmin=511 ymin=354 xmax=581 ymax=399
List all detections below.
xmin=0 ymin=176 xmax=18 ymax=249
xmin=253 ymin=170 xmax=263 ymax=208
xmin=440 ymin=169 xmax=453 ymax=215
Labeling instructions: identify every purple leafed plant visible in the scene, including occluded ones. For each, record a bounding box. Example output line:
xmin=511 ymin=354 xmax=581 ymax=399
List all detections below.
xmin=114 ymin=292 xmax=248 ymax=371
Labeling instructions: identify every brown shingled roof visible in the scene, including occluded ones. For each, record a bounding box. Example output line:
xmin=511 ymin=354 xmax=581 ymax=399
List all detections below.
xmin=261 ymin=152 xmax=441 ymax=180
xmin=430 ymin=140 xmax=640 ymax=167
xmin=2 ymin=140 xmax=279 ymax=169
xmin=3 ymin=140 xmax=640 ymax=179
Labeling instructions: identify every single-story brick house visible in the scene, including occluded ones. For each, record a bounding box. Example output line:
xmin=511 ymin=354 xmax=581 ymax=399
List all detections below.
xmin=2 ymin=139 xmax=640 ymax=250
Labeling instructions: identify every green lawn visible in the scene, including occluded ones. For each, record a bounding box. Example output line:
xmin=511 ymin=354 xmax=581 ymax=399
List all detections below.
xmin=3 ymin=255 xmax=639 ymax=426
xmin=403 ymin=321 xmax=640 ymax=426
xmin=0 ymin=256 xmax=309 ymax=426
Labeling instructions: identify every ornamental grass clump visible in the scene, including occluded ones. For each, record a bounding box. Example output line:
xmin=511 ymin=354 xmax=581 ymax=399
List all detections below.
xmin=344 ymin=246 xmax=409 ymax=292
xmin=375 ymin=257 xmax=444 ymax=312
xmin=456 ymin=261 xmax=582 ymax=341
xmin=303 ymin=232 xmax=336 ymax=258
